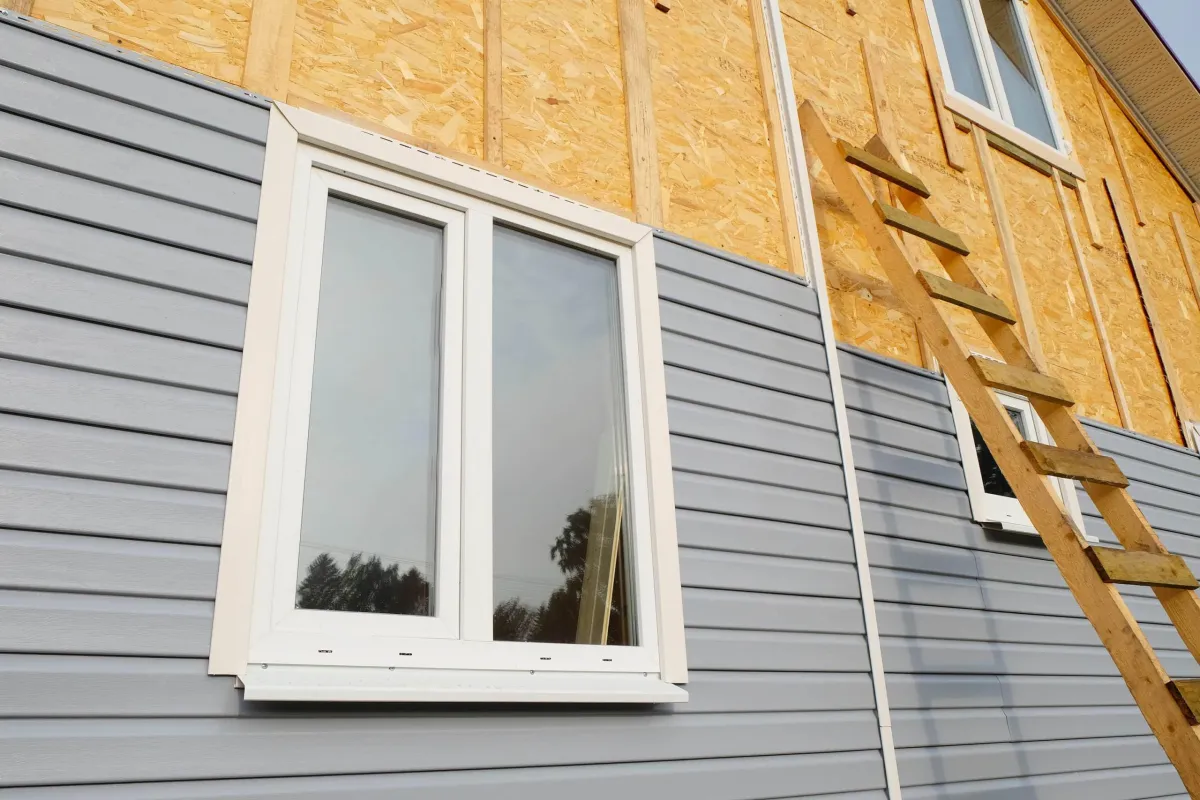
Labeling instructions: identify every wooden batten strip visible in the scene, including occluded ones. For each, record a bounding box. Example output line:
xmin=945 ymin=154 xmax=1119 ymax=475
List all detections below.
xmin=1052 ymin=170 xmax=1132 ymax=427
xmin=1090 ymin=66 xmax=1146 ymax=227
xmin=749 ymin=0 xmax=806 ymax=276
xmin=617 ymin=0 xmax=662 ymax=227
xmin=1171 ymin=212 xmax=1200 ymax=319
xmin=971 ymin=125 xmax=1047 ymax=368
xmin=242 ymin=0 xmax=298 ymax=99
xmin=906 ymin=0 xmax=966 ymax=171
xmin=483 ymin=0 xmax=502 ymax=164
xmin=1106 ymin=177 xmax=1192 ymax=438
xmin=1077 ymin=180 xmax=1105 ymax=249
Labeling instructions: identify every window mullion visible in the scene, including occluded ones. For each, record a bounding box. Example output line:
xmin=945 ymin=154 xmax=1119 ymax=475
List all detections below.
xmin=460 ymin=207 xmax=495 ymax=641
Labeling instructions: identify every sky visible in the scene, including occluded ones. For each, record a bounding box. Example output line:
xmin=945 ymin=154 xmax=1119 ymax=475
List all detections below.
xmin=1136 ymin=0 xmax=1200 ymax=85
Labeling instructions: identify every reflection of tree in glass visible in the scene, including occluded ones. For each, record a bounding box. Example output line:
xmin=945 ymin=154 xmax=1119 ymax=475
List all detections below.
xmin=296 ymin=552 xmax=431 ymax=616
xmin=493 ymin=494 xmax=630 ymax=645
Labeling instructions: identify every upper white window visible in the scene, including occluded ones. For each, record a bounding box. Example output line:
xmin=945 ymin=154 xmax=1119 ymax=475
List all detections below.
xmin=927 ymin=0 xmax=1063 ymax=150
xmin=210 ymin=105 xmax=687 ymax=703
xmin=948 ymin=380 xmax=1091 ymax=539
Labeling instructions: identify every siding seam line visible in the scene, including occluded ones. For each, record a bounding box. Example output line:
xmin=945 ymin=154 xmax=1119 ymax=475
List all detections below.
xmin=758 ymin=0 xmax=901 ymax=796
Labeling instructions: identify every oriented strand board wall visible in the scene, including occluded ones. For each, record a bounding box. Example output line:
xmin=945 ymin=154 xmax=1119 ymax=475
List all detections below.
xmin=30 ymin=0 xmax=250 ymax=83
xmin=500 ymin=0 xmax=632 ymax=212
xmin=646 ymin=0 xmax=787 ymax=270
xmin=288 ymin=0 xmax=485 ymax=158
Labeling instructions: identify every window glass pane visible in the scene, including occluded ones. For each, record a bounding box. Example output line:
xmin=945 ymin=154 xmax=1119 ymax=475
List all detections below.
xmin=933 ymin=0 xmax=991 ymax=106
xmin=296 ymin=198 xmax=443 ymax=617
xmin=492 ymin=226 xmax=636 ymax=647
xmin=980 ymin=0 xmax=1056 ymax=144
xmin=971 ymin=406 xmax=1026 ymax=498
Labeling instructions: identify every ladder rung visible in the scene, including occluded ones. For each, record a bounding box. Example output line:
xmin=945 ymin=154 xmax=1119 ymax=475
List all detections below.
xmin=917 ymin=270 xmax=1017 ymax=324
xmin=1168 ymin=680 xmax=1200 ymax=725
xmin=969 ymin=356 xmax=1075 ymax=406
xmin=1087 ymin=546 xmax=1199 ymax=589
xmin=1021 ymin=441 xmax=1129 ymax=487
xmin=839 ymin=140 xmax=932 ymax=198
xmin=877 ymin=202 xmax=971 ymax=256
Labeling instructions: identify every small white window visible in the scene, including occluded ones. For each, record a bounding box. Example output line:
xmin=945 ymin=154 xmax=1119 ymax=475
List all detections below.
xmin=927 ymin=0 xmax=1065 ymax=152
xmin=210 ymin=105 xmax=687 ymax=703
xmin=948 ymin=381 xmax=1092 ymax=540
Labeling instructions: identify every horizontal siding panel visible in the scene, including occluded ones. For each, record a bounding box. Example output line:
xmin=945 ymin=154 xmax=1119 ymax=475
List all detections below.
xmin=0 ymin=413 xmax=230 ymax=492
xmin=0 ymin=305 xmax=241 ymax=393
xmin=0 ymin=712 xmax=882 ymax=787
xmin=671 ymin=435 xmax=845 ymax=492
xmin=0 ymin=65 xmax=263 ymax=180
xmin=0 ymin=205 xmax=250 ymax=303
xmin=0 ymin=254 xmax=247 ymax=347
xmin=676 ymin=508 xmax=855 ymax=562
xmin=673 ymin=472 xmax=851 ymax=529
xmin=659 ymin=301 xmax=828 ymax=372
xmin=0 ymin=468 xmax=224 ymax=544
xmin=0 ymin=750 xmax=887 ymax=799
xmin=0 ymin=655 xmax=238 ymax=718
xmin=681 ymin=550 xmax=861 ymax=599
xmin=0 ymin=529 xmax=217 ymax=599
xmin=662 ymin=331 xmax=832 ymax=402
xmin=657 ymin=270 xmax=823 ymax=342
xmin=0 ymin=110 xmax=259 ymax=219
xmin=654 ymin=238 xmax=819 ymax=314
xmin=0 ymin=23 xmax=268 ymax=141
xmin=0 ymin=589 xmax=212 ymax=657
xmin=895 ymin=735 xmax=1170 ymax=787
xmin=0 ymin=357 xmax=235 ymax=442
xmin=664 ymin=365 xmax=837 ymax=431
xmin=0 ymin=157 xmax=255 ymax=262
xmin=668 ymin=399 xmax=841 ymax=463
xmin=687 ymin=629 xmax=870 ymax=672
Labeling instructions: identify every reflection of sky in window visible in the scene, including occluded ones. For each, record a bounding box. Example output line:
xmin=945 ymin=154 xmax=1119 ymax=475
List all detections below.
xmin=492 ymin=226 xmax=627 ymax=608
xmin=297 ymin=198 xmax=442 ymax=583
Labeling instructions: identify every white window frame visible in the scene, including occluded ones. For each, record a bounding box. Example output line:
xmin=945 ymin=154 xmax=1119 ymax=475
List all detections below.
xmin=924 ymin=0 xmax=1084 ymax=177
xmin=209 ymin=104 xmax=687 ymax=703
xmin=948 ymin=381 xmax=1094 ymax=541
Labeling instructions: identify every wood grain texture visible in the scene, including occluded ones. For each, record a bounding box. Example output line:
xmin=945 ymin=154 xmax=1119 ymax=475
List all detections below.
xmin=877 ymin=202 xmax=969 ymax=256
xmin=1089 ymin=65 xmax=1145 ymax=227
xmin=748 ymin=0 xmax=806 ymax=275
xmin=1021 ymin=441 xmax=1128 ymax=487
xmin=1053 ymin=171 xmax=1131 ymax=427
xmin=1106 ymin=177 xmax=1191 ymax=436
xmin=972 ymin=125 xmax=1046 ymax=368
xmin=483 ymin=0 xmax=502 ymax=164
xmin=1087 ymin=547 xmax=1199 ymax=590
xmin=917 ymin=270 xmax=1015 ymax=324
xmin=969 ymin=356 xmax=1074 ymax=406
xmin=617 ymin=0 xmax=661 ymax=225
xmin=241 ymin=0 xmax=296 ymax=98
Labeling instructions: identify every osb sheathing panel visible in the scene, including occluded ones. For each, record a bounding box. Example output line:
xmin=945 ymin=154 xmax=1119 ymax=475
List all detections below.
xmin=994 ymin=151 xmax=1118 ymax=425
xmin=31 ymin=0 xmax=249 ymax=84
xmin=288 ymin=0 xmax=485 ymax=158
xmin=500 ymin=0 xmax=632 ymax=212
xmin=646 ymin=0 xmax=787 ymax=271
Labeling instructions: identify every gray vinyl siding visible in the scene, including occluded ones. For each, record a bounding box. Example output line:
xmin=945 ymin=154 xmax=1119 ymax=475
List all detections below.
xmin=0 ymin=16 xmax=885 ymax=796
xmin=842 ymin=343 xmax=1200 ymax=800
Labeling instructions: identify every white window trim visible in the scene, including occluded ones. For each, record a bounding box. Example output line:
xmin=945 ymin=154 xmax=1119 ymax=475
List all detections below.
xmin=925 ymin=0 xmax=1084 ymax=178
xmin=209 ymin=103 xmax=688 ymax=703
xmin=948 ymin=380 xmax=1096 ymax=542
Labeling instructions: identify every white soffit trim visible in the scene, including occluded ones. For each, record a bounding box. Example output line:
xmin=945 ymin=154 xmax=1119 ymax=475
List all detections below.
xmin=241 ymin=666 xmax=688 ymax=704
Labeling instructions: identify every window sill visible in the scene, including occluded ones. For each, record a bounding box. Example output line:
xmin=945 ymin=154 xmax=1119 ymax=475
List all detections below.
xmin=942 ymin=92 xmax=1085 ymax=179
xmin=239 ymin=665 xmax=689 ymax=704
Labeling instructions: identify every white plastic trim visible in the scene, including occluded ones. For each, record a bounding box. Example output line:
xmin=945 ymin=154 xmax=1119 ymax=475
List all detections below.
xmin=759 ymin=0 xmax=902 ymax=796
xmin=241 ymin=665 xmax=687 ymax=703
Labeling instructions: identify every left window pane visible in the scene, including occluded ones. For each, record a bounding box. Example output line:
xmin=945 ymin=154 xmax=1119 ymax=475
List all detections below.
xmin=296 ymin=197 xmax=444 ymax=617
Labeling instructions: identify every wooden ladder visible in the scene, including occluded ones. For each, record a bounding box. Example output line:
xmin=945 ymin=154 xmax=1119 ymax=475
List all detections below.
xmin=799 ymin=100 xmax=1200 ymax=796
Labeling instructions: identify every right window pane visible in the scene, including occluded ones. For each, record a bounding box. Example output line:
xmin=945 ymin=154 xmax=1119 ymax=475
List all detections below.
xmin=491 ymin=225 xmax=637 ymax=647
xmin=979 ymin=0 xmax=1056 ymax=144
